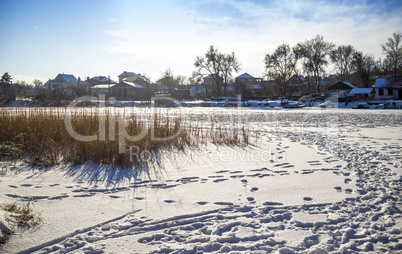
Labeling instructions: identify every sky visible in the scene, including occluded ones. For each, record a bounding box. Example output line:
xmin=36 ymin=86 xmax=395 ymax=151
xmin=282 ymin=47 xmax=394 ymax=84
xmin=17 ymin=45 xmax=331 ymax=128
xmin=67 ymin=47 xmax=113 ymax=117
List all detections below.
xmin=0 ymin=0 xmax=401 ymax=84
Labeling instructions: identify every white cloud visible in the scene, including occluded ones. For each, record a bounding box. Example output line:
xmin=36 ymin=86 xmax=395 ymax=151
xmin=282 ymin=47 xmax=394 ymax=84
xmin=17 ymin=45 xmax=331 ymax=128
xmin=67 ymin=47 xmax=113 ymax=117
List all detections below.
xmin=11 ymin=74 xmax=47 ymax=84
xmin=99 ymin=0 xmax=402 ymax=80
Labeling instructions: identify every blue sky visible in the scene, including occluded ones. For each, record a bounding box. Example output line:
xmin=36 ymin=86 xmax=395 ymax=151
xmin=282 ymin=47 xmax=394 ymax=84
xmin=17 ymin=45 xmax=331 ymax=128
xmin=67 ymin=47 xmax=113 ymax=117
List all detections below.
xmin=0 ymin=0 xmax=401 ymax=84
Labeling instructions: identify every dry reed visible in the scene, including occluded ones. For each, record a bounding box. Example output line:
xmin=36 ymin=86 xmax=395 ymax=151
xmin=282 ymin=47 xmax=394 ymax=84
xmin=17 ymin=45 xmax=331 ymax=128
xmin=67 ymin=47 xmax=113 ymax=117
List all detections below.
xmin=0 ymin=107 xmax=249 ymax=168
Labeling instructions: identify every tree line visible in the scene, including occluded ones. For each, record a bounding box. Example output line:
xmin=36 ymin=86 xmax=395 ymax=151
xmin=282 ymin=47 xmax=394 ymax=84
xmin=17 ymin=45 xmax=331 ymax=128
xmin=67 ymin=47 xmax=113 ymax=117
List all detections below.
xmin=1 ymin=31 xmax=401 ymax=103
xmin=192 ymin=31 xmax=402 ymax=98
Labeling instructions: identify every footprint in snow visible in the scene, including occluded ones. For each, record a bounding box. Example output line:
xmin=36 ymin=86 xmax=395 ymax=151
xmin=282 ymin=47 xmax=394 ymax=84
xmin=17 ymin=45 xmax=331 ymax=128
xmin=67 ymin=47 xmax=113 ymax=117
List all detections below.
xmin=303 ymin=197 xmax=313 ymax=201
xmin=196 ymin=201 xmax=208 ymax=205
xmin=135 ymin=197 xmax=145 ymax=200
xmin=213 ymin=178 xmax=228 ymax=183
xmin=230 ymin=170 xmax=243 ymax=174
xmin=247 ymin=197 xmax=255 ymax=201
xmin=334 ymin=186 xmax=342 ymax=192
xmin=164 ymin=200 xmax=175 ymax=203
xmin=48 ymin=194 xmax=69 ymax=200
xmin=214 ymin=202 xmax=234 ymax=206
xmin=250 ymin=187 xmax=259 ymax=192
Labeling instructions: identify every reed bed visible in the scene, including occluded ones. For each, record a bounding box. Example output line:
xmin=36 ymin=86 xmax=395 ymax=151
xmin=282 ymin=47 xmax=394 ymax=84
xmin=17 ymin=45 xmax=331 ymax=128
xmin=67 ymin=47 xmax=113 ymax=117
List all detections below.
xmin=0 ymin=107 xmax=249 ymax=168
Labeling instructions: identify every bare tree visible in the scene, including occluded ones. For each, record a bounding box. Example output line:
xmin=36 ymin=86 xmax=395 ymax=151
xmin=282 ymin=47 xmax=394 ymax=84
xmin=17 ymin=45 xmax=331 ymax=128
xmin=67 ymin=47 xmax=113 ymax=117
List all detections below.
xmin=352 ymin=51 xmax=375 ymax=88
xmin=381 ymin=31 xmax=402 ymax=76
xmin=264 ymin=44 xmax=297 ymax=100
xmin=194 ymin=45 xmax=229 ymax=96
xmin=32 ymin=79 xmax=43 ymax=87
xmin=188 ymin=71 xmax=203 ymax=86
xmin=159 ymin=68 xmax=175 ymax=94
xmin=221 ymin=52 xmax=241 ymax=97
xmin=175 ymin=75 xmax=188 ymax=87
xmin=330 ymin=45 xmax=355 ymax=82
xmin=295 ymin=35 xmax=335 ymax=93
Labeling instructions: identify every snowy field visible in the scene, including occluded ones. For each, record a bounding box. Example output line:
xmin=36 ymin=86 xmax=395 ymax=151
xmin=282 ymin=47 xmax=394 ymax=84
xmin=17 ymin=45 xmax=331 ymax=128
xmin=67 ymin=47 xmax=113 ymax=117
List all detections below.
xmin=0 ymin=108 xmax=401 ymax=253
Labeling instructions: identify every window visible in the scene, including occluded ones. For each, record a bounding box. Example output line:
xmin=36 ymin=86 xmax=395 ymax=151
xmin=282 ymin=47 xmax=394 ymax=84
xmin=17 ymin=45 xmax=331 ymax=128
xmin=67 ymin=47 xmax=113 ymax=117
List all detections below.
xmin=379 ymin=88 xmax=384 ymax=96
xmin=388 ymin=89 xmax=393 ymax=96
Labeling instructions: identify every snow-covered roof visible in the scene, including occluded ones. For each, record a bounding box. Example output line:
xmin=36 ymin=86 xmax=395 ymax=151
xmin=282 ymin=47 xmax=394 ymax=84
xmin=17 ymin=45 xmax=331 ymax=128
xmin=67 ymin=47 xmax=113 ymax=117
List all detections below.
xmin=123 ymin=81 xmax=144 ymax=88
xmin=204 ymin=74 xmax=219 ymax=79
xmin=59 ymin=74 xmax=78 ymax=83
xmin=91 ymin=84 xmax=115 ymax=89
xmin=118 ymin=72 xmax=142 ymax=78
xmin=374 ymin=78 xmax=388 ymax=88
xmin=92 ymin=76 xmax=115 ymax=83
xmin=190 ymin=85 xmax=206 ymax=94
xmin=44 ymin=79 xmax=53 ymax=85
xmin=236 ymin=73 xmax=254 ymax=79
xmin=349 ymin=88 xmax=373 ymax=94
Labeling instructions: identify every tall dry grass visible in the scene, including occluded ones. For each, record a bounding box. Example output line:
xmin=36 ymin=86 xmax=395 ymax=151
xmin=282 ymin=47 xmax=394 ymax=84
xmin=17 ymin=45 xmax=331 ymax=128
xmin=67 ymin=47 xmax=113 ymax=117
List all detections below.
xmin=0 ymin=107 xmax=249 ymax=168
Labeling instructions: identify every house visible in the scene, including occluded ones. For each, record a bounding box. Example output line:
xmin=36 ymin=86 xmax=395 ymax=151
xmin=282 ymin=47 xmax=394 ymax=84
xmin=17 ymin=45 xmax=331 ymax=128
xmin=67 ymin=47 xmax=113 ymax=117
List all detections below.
xmin=203 ymin=74 xmax=224 ymax=96
xmin=48 ymin=74 xmax=78 ymax=91
xmin=349 ymin=88 xmax=374 ymax=101
xmin=118 ymin=71 xmax=146 ymax=83
xmin=44 ymin=79 xmax=53 ymax=89
xmin=87 ymin=76 xmax=116 ymax=86
xmin=374 ymin=77 xmax=402 ymax=100
xmin=236 ymin=73 xmax=262 ymax=83
xmin=172 ymin=89 xmax=191 ymax=100
xmin=234 ymin=73 xmax=264 ymax=98
xmin=110 ymin=81 xmax=148 ymax=100
xmin=287 ymin=75 xmax=307 ymax=98
xmin=326 ymin=81 xmax=356 ymax=93
xmin=190 ymin=85 xmax=206 ymax=97
xmin=90 ymin=84 xmax=115 ymax=97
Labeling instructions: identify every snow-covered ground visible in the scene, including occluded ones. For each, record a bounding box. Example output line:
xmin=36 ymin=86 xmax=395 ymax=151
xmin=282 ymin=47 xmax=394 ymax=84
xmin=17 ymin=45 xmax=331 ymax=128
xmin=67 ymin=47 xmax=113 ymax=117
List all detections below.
xmin=0 ymin=108 xmax=401 ymax=253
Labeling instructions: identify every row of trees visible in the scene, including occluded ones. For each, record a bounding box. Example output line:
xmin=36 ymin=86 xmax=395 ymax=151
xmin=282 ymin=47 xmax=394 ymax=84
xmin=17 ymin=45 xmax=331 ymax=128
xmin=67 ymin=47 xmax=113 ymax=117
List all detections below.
xmin=2 ymin=32 xmax=401 ymax=103
xmin=192 ymin=31 xmax=401 ymax=98
xmin=264 ymin=32 xmax=402 ymax=98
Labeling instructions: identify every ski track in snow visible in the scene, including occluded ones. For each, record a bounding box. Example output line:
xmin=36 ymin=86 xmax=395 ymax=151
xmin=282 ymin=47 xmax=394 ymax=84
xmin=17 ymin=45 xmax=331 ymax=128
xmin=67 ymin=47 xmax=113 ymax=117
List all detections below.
xmin=1 ymin=109 xmax=402 ymax=253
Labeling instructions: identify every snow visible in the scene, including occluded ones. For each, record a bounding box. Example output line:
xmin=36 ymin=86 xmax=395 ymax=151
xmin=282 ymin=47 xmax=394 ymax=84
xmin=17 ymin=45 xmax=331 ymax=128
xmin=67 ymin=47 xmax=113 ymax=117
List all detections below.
xmin=44 ymin=79 xmax=53 ymax=86
xmin=59 ymin=74 xmax=78 ymax=83
xmin=92 ymin=76 xmax=115 ymax=83
xmin=349 ymin=88 xmax=373 ymax=95
xmin=122 ymin=81 xmax=145 ymax=88
xmin=236 ymin=73 xmax=255 ymax=79
xmin=203 ymin=74 xmax=218 ymax=79
xmin=91 ymin=84 xmax=115 ymax=89
xmin=118 ymin=72 xmax=141 ymax=78
xmin=1 ymin=108 xmax=402 ymax=253
xmin=190 ymin=85 xmax=206 ymax=94
xmin=374 ymin=78 xmax=388 ymax=88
